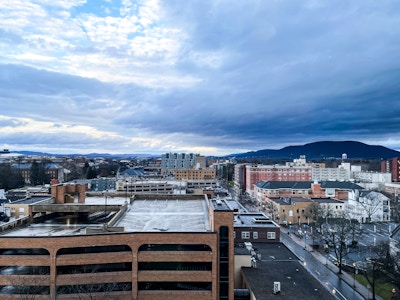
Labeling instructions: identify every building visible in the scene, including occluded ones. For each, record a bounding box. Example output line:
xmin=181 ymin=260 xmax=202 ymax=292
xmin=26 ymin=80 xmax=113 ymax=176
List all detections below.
xmin=263 ymin=197 xmax=314 ymax=226
xmin=311 ymin=197 xmax=346 ymax=220
xmin=381 ymin=157 xmax=400 ymax=182
xmin=90 ymin=178 xmax=117 ymax=192
xmin=161 ymin=153 xmax=206 ymax=174
xmin=175 ymin=169 xmax=216 ymax=180
xmin=311 ymin=167 xmax=349 ymax=182
xmin=346 ymin=190 xmax=390 ymax=223
xmin=244 ymin=165 xmax=313 ymax=195
xmin=254 ymin=181 xmax=364 ymax=204
xmin=254 ymin=181 xmax=312 ymax=203
xmin=353 ymin=171 xmax=392 ymax=183
xmin=234 ymin=164 xmax=247 ymax=196
xmin=11 ymin=163 xmax=65 ymax=184
xmin=233 ymin=212 xmax=280 ymax=243
xmin=237 ymin=243 xmax=335 ymax=300
xmin=116 ymin=179 xmax=185 ymax=195
xmin=0 ymin=184 xmax=235 ymax=299
xmin=310 ymin=181 xmax=364 ymax=200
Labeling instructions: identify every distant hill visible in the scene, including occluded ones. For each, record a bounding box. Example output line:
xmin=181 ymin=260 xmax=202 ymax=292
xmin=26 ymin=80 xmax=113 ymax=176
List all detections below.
xmin=10 ymin=151 xmax=158 ymax=159
xmin=230 ymin=141 xmax=400 ymax=159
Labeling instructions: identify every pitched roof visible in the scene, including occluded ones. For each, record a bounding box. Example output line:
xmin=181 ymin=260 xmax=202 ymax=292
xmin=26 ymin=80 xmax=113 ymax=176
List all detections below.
xmin=319 ymin=181 xmax=363 ymax=190
xmin=255 ymin=181 xmax=313 ymax=189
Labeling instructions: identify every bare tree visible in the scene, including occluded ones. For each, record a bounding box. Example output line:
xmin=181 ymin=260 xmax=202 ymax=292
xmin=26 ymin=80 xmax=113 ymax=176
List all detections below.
xmin=263 ymin=199 xmax=279 ymax=221
xmin=358 ymin=191 xmax=386 ymax=223
xmin=322 ymin=213 xmax=361 ymax=274
xmin=56 ymin=265 xmax=131 ymax=299
xmin=5 ymin=266 xmax=50 ymax=300
xmin=360 ymin=241 xmax=393 ymax=300
xmin=304 ymin=201 xmax=320 ymax=226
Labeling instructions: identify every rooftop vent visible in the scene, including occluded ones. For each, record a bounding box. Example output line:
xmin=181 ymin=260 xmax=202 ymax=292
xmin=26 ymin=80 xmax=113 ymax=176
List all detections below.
xmin=273 ymin=282 xmax=281 ymax=294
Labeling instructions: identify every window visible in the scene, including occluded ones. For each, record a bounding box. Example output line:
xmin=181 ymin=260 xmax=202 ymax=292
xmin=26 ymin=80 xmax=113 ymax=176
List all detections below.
xmin=267 ymin=232 xmax=276 ymax=239
xmin=253 ymin=232 xmax=258 ymax=239
xmin=241 ymin=232 xmax=250 ymax=239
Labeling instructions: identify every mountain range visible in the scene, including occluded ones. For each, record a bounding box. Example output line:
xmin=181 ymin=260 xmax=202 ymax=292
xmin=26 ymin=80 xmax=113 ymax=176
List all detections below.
xmin=8 ymin=141 xmax=400 ymax=160
xmin=229 ymin=141 xmax=400 ymax=159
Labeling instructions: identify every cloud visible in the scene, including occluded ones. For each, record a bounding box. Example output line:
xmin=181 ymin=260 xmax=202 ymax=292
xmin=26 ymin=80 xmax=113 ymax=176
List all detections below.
xmin=0 ymin=0 xmax=400 ymax=155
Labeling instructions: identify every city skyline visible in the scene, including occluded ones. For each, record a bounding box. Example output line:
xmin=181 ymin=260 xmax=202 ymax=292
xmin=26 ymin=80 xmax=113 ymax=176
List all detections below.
xmin=1 ymin=0 xmax=400 ymax=156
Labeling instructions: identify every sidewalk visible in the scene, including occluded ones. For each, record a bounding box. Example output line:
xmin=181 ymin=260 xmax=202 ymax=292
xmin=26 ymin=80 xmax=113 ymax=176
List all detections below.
xmin=281 ymin=227 xmax=382 ymax=300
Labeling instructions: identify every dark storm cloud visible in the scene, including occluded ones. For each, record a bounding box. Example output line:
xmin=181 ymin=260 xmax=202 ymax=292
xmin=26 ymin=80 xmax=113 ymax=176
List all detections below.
xmin=1 ymin=0 xmax=400 ymax=154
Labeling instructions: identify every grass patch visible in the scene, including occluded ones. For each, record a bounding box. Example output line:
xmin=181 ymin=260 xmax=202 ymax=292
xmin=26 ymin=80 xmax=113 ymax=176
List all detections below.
xmin=355 ymin=274 xmax=397 ymax=300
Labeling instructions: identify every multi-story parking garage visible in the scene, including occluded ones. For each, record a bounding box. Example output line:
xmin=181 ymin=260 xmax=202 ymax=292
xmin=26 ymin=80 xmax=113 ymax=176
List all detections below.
xmin=0 ymin=183 xmax=234 ymax=300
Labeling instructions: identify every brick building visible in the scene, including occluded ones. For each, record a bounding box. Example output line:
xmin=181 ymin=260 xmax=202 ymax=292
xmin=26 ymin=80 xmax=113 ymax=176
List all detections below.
xmin=233 ymin=212 xmax=280 ymax=243
xmin=244 ymin=165 xmax=313 ymax=195
xmin=175 ymin=169 xmax=216 ymax=180
xmin=381 ymin=157 xmax=400 ymax=182
xmin=0 ymin=184 xmax=234 ymax=300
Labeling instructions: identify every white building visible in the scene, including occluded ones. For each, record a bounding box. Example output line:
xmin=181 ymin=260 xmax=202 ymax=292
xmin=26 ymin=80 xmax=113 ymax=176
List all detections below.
xmin=346 ymin=190 xmax=390 ymax=223
xmin=312 ymin=167 xmax=349 ymax=182
xmin=353 ymin=171 xmax=392 ymax=184
xmin=312 ymin=198 xmax=346 ymax=219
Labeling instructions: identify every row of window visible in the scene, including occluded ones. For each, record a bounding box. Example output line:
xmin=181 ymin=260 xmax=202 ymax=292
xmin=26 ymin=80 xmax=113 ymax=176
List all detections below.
xmin=235 ymin=231 xmax=276 ymax=240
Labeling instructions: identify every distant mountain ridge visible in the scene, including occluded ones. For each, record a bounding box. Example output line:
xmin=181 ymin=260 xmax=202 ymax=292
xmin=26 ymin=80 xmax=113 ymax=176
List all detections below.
xmin=10 ymin=151 xmax=157 ymax=159
xmin=230 ymin=141 xmax=400 ymax=159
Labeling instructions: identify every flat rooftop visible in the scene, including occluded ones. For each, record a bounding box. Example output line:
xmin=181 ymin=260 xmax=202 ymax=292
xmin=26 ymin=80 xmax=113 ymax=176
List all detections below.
xmin=234 ymin=213 xmax=278 ymax=228
xmin=116 ymin=198 xmax=211 ymax=232
xmin=1 ymin=195 xmax=215 ymax=236
xmin=241 ymin=243 xmax=335 ymax=300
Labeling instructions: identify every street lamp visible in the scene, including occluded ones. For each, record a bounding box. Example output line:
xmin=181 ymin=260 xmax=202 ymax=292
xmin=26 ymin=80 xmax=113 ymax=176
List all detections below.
xmin=125 ymin=180 xmax=129 ymax=202
xmin=352 ymin=262 xmax=357 ymax=288
xmin=304 ymin=230 xmax=307 ymax=250
xmin=104 ymin=189 xmax=108 ymax=217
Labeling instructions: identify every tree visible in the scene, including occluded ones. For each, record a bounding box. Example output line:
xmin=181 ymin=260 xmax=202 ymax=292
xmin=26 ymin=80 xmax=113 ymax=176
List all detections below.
xmin=358 ymin=191 xmax=387 ymax=223
xmin=29 ymin=160 xmax=39 ymax=185
xmin=5 ymin=266 xmax=50 ymax=300
xmin=0 ymin=164 xmax=25 ymax=190
xmin=263 ymin=199 xmax=279 ymax=221
xmin=360 ymin=241 xmax=393 ymax=300
xmin=304 ymin=201 xmax=320 ymax=227
xmin=56 ymin=265 xmax=131 ymax=299
xmin=322 ymin=213 xmax=361 ymax=274
xmin=29 ymin=160 xmax=50 ymax=186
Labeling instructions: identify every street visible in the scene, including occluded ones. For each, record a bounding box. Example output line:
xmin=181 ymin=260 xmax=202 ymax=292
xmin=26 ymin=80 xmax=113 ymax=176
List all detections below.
xmin=281 ymin=229 xmax=374 ymax=300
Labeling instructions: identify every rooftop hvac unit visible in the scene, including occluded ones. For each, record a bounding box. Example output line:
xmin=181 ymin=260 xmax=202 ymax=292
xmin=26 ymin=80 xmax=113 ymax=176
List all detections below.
xmin=273 ymin=282 xmax=281 ymax=294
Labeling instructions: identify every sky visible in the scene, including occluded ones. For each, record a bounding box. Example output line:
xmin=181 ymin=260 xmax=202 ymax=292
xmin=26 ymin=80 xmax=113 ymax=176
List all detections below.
xmin=0 ymin=0 xmax=400 ymax=156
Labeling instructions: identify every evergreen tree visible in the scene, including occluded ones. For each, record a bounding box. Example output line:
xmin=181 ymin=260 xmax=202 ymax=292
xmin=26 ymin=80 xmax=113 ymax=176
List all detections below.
xmin=30 ymin=160 xmax=50 ymax=185
xmin=30 ymin=160 xmax=40 ymax=185
xmin=0 ymin=164 xmax=25 ymax=190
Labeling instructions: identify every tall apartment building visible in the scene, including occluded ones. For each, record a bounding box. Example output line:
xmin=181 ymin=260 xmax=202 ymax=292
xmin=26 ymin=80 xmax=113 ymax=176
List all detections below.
xmin=234 ymin=164 xmax=246 ymax=196
xmin=161 ymin=153 xmax=206 ymax=174
xmin=0 ymin=184 xmax=234 ymax=300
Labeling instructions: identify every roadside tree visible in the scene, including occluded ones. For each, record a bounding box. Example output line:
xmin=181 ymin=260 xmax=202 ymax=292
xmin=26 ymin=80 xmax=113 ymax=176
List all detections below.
xmin=322 ymin=213 xmax=361 ymax=274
